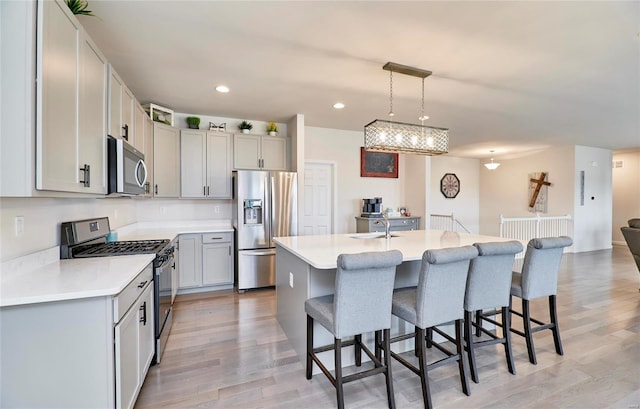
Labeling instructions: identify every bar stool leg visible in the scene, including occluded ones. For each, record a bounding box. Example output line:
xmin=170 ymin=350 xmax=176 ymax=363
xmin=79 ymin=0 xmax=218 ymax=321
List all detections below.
xmin=549 ymin=295 xmax=564 ymax=356
xmin=335 ymin=337 xmax=344 ymax=409
xmin=456 ymin=319 xmax=470 ymax=396
xmin=425 ymin=327 xmax=433 ymax=349
xmin=416 ymin=327 xmax=433 ymax=409
xmin=306 ymin=315 xmax=313 ymax=379
xmin=501 ymin=306 xmax=516 ymax=375
xmin=522 ymin=299 xmax=537 ymax=365
xmin=383 ymin=329 xmax=396 ymax=409
xmin=355 ymin=334 xmax=362 ymax=366
xmin=475 ymin=310 xmax=483 ymax=337
xmin=464 ymin=310 xmax=479 ymax=383
xmin=375 ymin=331 xmax=382 ymax=362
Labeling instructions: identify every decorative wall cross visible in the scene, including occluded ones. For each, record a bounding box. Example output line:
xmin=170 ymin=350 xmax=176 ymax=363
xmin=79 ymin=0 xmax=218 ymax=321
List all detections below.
xmin=529 ymin=172 xmax=551 ymax=208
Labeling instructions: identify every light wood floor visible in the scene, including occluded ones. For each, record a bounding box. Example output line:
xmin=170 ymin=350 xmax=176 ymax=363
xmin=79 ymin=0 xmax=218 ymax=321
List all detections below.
xmin=135 ymin=246 xmax=640 ymax=408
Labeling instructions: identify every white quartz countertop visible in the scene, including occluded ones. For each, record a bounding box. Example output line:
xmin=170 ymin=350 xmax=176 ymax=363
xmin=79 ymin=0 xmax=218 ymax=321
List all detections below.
xmin=273 ymin=230 xmax=515 ymax=269
xmin=1 ymin=253 xmax=155 ymax=307
xmin=1 ymin=220 xmax=233 ymax=308
xmin=116 ymin=220 xmax=233 ymax=241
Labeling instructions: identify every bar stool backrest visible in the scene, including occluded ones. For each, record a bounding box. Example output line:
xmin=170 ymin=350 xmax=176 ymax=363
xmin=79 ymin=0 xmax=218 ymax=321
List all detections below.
xmin=416 ymin=246 xmax=478 ymax=329
xmin=465 ymin=241 xmax=523 ymax=311
xmin=520 ymin=236 xmax=573 ymax=300
xmin=333 ymin=250 xmax=403 ymax=339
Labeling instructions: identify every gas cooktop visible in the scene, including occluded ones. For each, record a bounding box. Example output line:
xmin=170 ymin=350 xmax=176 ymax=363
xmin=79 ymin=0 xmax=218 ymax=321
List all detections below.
xmin=60 ymin=217 xmax=170 ymax=259
xmin=71 ymin=239 xmax=170 ymax=258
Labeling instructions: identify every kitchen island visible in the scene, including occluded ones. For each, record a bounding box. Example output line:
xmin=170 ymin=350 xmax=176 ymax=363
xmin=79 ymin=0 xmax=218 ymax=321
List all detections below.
xmin=273 ymin=229 xmax=515 ymax=371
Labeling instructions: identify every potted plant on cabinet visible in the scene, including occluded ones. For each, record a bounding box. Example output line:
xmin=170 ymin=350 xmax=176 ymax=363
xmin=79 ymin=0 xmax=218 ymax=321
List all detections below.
xmin=238 ymin=120 xmax=253 ymax=134
xmin=267 ymin=122 xmax=278 ymax=136
xmin=186 ymin=116 xmax=200 ymax=129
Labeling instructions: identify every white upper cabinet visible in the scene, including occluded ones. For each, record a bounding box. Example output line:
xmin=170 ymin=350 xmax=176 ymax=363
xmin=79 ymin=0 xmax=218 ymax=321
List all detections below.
xmin=134 ymin=102 xmax=147 ymax=154
xmin=36 ymin=0 xmax=107 ymax=194
xmin=108 ymin=66 xmax=137 ymax=146
xmin=153 ymin=123 xmax=180 ymax=198
xmin=181 ymin=130 xmax=232 ymax=199
xmin=233 ymin=134 xmax=287 ymax=170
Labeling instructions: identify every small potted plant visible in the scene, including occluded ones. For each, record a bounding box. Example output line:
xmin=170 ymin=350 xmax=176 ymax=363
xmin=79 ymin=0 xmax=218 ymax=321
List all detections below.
xmin=186 ymin=116 xmax=200 ymax=129
xmin=238 ymin=120 xmax=253 ymax=134
xmin=267 ymin=122 xmax=278 ymax=136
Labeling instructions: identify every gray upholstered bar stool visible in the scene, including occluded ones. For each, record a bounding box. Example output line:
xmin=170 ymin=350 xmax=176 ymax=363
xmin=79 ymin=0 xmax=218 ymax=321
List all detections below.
xmin=305 ymin=250 xmax=403 ymax=409
xmin=389 ymin=246 xmax=478 ymax=409
xmin=510 ymin=236 xmax=573 ymax=365
xmin=463 ymin=240 xmax=523 ymax=383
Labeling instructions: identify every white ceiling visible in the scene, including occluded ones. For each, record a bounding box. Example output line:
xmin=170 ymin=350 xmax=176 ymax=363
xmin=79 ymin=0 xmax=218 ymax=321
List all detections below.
xmin=80 ymin=1 xmax=640 ymax=158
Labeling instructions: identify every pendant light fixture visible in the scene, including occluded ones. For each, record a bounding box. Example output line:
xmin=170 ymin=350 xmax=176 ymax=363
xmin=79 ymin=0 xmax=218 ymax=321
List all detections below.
xmin=484 ymin=151 xmax=500 ymax=170
xmin=364 ymin=62 xmax=448 ymax=155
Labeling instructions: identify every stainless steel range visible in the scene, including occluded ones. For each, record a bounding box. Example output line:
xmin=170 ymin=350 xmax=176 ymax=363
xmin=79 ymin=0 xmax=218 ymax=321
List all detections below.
xmin=60 ymin=217 xmax=175 ymax=364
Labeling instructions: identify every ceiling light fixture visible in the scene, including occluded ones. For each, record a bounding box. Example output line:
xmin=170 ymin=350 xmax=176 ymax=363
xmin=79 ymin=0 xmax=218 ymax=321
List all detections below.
xmin=484 ymin=151 xmax=500 ymax=170
xmin=215 ymin=85 xmax=230 ymax=93
xmin=364 ymin=62 xmax=448 ymax=155
xmin=333 ymin=102 xmax=345 ymax=109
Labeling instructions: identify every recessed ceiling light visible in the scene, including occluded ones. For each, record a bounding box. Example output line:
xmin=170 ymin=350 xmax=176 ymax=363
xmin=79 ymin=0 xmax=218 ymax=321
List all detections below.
xmin=215 ymin=85 xmax=230 ymax=93
xmin=333 ymin=102 xmax=345 ymax=109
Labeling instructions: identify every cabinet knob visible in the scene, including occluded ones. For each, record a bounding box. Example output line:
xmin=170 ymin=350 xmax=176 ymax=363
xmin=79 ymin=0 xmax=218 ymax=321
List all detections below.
xmin=137 ymin=280 xmax=148 ymax=288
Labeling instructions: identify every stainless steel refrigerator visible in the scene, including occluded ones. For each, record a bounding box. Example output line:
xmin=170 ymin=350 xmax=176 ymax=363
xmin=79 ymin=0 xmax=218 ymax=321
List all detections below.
xmin=233 ymin=170 xmax=298 ymax=292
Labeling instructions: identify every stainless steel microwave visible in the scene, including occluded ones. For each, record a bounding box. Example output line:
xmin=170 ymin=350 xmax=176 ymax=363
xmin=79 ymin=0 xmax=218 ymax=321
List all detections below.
xmin=107 ymin=136 xmax=147 ymax=195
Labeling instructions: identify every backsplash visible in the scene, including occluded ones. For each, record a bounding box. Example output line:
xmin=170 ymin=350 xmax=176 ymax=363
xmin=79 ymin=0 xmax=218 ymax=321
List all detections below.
xmin=0 ymin=197 xmax=232 ymax=262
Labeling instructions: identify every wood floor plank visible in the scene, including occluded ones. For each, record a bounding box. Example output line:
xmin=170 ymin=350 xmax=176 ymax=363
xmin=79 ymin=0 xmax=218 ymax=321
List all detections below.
xmin=135 ymin=245 xmax=640 ymax=408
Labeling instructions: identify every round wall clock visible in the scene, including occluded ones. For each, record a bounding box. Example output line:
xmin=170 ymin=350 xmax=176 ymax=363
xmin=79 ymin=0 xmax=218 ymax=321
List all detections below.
xmin=440 ymin=173 xmax=460 ymax=199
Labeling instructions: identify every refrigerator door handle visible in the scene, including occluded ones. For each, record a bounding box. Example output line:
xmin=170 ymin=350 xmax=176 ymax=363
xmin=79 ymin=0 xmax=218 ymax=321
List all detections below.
xmin=242 ymin=249 xmax=276 ymax=256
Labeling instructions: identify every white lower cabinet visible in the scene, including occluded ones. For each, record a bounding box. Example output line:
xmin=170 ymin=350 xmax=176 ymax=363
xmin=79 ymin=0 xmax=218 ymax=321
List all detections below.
xmin=0 ymin=263 xmax=154 ymax=408
xmin=115 ymin=280 xmax=154 ymax=409
xmin=179 ymin=232 xmax=234 ymax=291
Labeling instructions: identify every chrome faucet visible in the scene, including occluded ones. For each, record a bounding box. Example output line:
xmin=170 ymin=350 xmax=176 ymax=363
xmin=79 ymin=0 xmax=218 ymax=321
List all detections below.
xmin=375 ymin=216 xmax=392 ymax=239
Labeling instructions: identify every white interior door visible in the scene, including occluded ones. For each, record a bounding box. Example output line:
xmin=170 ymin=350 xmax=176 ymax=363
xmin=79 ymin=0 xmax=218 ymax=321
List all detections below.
xmin=301 ymin=161 xmax=335 ymax=235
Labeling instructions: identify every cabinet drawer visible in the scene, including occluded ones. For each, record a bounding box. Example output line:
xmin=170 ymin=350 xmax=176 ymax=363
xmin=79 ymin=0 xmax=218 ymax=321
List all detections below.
xmin=389 ymin=218 xmax=417 ymax=228
xmin=202 ymin=232 xmax=233 ymax=244
xmin=113 ymin=263 xmax=153 ymax=323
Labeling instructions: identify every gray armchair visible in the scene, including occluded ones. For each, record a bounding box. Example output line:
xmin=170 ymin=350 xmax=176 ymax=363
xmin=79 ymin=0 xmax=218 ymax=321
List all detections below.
xmin=621 ymin=218 xmax=640 ymax=273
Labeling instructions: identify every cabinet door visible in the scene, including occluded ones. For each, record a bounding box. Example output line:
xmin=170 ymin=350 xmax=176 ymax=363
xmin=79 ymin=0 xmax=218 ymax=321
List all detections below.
xmin=153 ymin=123 xmax=180 ymax=197
xmin=178 ymin=234 xmax=202 ymax=288
xmin=143 ymin=116 xmax=154 ymax=196
xmin=202 ymin=243 xmax=232 ymax=285
xmin=108 ymin=66 xmax=123 ymax=139
xmin=36 ymin=0 xmax=80 ymax=192
xmin=134 ymin=102 xmax=146 ymax=154
xmin=138 ymin=284 xmax=155 ymax=379
xmin=122 ymin=86 xmax=135 ymax=144
xmin=180 ymin=130 xmax=207 ymax=198
xmin=233 ymin=134 xmax=261 ymax=170
xmin=261 ymin=136 xmax=288 ymax=170
xmin=207 ymin=132 xmax=232 ymax=198
xmin=115 ymin=297 xmax=141 ymax=409
xmin=77 ymin=32 xmax=107 ymax=194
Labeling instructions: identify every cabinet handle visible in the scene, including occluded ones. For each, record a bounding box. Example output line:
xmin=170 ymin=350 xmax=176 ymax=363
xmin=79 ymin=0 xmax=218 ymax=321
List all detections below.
xmin=137 ymin=280 xmax=148 ymax=288
xmin=203 ymin=186 xmax=206 ymax=196
xmin=155 ymin=184 xmax=158 ymax=195
xmin=209 ymin=237 xmax=223 ymax=240
xmin=139 ymin=302 xmax=147 ymax=325
xmin=207 ymin=186 xmax=210 ymax=196
xmin=122 ymin=124 xmax=129 ymax=141
xmin=79 ymin=164 xmax=90 ymax=187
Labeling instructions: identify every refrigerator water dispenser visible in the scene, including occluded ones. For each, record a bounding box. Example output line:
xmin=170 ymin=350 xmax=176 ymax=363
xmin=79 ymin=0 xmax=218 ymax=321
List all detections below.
xmin=243 ymin=199 xmax=263 ymax=225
